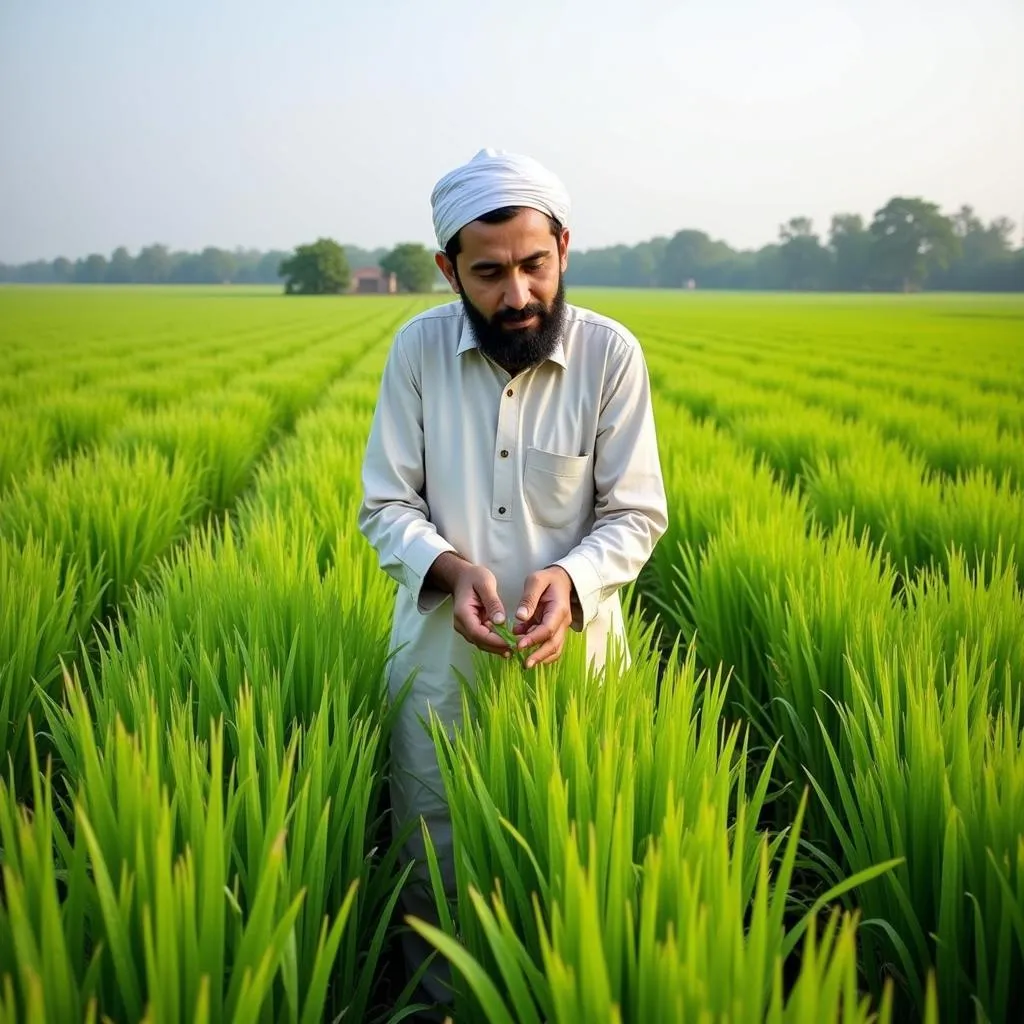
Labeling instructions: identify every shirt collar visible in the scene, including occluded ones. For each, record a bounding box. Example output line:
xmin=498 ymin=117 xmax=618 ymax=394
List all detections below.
xmin=456 ymin=308 xmax=569 ymax=369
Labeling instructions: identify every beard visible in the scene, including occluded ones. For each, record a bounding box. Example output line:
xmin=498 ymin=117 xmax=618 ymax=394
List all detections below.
xmin=458 ymin=271 xmax=567 ymax=375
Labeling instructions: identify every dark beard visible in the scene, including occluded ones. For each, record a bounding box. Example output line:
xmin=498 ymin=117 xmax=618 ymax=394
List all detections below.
xmin=458 ymin=272 xmax=567 ymax=375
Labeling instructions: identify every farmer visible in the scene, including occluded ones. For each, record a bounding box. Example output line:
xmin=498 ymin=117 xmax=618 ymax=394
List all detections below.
xmin=357 ymin=147 xmax=668 ymax=1007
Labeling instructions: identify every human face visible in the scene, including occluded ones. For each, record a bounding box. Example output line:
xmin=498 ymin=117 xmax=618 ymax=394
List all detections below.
xmin=436 ymin=208 xmax=570 ymax=375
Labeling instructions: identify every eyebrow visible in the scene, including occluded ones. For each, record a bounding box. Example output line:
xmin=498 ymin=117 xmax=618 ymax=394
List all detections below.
xmin=469 ymin=249 xmax=550 ymax=272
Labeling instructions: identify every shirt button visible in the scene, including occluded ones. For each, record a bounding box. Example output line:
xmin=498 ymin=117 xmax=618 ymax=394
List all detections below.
xmin=498 ymin=506 xmax=507 ymax=514
xmin=506 ymin=388 xmax=514 ymax=397
xmin=500 ymin=449 xmax=509 ymax=458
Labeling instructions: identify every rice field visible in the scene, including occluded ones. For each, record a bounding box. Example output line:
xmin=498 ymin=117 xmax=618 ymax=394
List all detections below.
xmin=1 ymin=284 xmax=1022 ymax=1024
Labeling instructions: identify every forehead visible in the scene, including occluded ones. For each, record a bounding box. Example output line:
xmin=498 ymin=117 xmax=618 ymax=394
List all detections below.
xmin=457 ymin=208 xmax=557 ymax=263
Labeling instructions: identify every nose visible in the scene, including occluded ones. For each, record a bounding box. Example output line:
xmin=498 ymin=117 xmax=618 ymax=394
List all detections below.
xmin=503 ymin=271 xmax=530 ymax=310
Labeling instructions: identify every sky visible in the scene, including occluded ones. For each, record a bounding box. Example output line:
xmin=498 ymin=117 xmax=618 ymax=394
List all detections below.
xmin=1 ymin=0 xmax=1022 ymax=264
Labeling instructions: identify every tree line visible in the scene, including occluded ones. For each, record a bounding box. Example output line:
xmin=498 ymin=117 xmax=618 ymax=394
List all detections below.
xmin=563 ymin=198 xmax=1023 ymax=292
xmin=0 ymin=243 xmax=390 ymax=287
xmin=2 ymin=195 xmax=1021 ymax=292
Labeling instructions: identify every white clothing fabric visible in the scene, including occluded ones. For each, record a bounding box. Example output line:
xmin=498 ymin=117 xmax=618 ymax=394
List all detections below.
xmin=430 ymin=148 xmax=572 ymax=251
xmin=357 ymin=299 xmax=668 ymax=1001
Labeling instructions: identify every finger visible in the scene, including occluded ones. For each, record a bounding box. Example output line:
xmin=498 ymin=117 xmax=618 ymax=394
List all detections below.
xmin=517 ymin=619 xmax=554 ymax=650
xmin=525 ymin=633 xmax=565 ymax=669
xmin=515 ymin=574 xmax=548 ymax=625
xmin=454 ymin=601 xmax=510 ymax=654
xmin=461 ymin=624 xmax=514 ymax=656
xmin=475 ymin=582 xmax=507 ymax=628
xmin=517 ymin=603 xmax=570 ymax=649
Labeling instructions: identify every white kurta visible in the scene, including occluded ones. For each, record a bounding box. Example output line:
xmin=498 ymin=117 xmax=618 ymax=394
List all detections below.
xmin=357 ymin=298 xmax=668 ymax=991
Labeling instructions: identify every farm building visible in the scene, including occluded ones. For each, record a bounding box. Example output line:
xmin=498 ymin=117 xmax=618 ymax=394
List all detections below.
xmin=349 ymin=266 xmax=398 ymax=294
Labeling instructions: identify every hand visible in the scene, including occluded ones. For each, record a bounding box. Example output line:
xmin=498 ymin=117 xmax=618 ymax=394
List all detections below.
xmin=448 ymin=561 xmax=513 ymax=657
xmin=512 ymin=566 xmax=575 ymax=669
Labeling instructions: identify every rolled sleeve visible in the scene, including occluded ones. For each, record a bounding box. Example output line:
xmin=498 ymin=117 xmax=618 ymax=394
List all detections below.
xmin=400 ymin=532 xmax=457 ymax=614
xmin=358 ymin=328 xmax=457 ymax=615
xmin=551 ymin=549 xmax=604 ymax=630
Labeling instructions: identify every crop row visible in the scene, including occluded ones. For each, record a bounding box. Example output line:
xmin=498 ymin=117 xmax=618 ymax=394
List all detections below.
xmin=0 ymin=300 xmax=423 ymax=800
xmin=1 ymin=291 xmax=1021 ymax=1023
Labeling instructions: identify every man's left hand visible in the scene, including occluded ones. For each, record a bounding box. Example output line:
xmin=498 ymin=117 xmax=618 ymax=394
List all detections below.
xmin=512 ymin=566 xmax=574 ymax=669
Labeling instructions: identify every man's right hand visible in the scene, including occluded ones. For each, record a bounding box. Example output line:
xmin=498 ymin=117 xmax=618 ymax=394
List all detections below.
xmin=426 ymin=552 xmax=511 ymax=656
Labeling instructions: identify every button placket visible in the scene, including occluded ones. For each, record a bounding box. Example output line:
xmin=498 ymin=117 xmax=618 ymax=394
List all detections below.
xmin=492 ymin=380 xmax=519 ymax=519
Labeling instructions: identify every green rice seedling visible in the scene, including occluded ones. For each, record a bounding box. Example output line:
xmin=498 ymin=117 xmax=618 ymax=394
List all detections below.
xmin=412 ymin=801 xmax=909 ymax=1023
xmin=0 ymin=737 xmax=103 ymax=1024
xmin=803 ymin=442 xmax=1021 ymax=588
xmin=900 ymin=543 xmax=1024 ymax=715
xmin=0 ymin=535 xmax=81 ymax=797
xmin=0 ymin=411 xmax=53 ymax=493
xmin=104 ymin=368 xmax=216 ymax=409
xmin=70 ymin=508 xmax=392 ymax=756
xmin=108 ymin=389 xmax=279 ymax=512
xmin=801 ymin=437 xmax=944 ymax=576
xmin=239 ymin=426 xmax=369 ymax=569
xmin=727 ymin=402 xmax=864 ymax=489
xmin=753 ymin=519 xmax=900 ymax=835
xmin=0 ymin=443 xmax=204 ymax=624
xmin=35 ymin=391 xmax=130 ymax=461
xmin=408 ymin=630 xmax=902 ymax=1022
xmin=640 ymin=402 xmax=799 ymax=624
xmin=938 ymin=468 xmax=1024 ymax=589
xmin=808 ymin=626 xmax=1024 ymax=1023
xmin=657 ymin=497 xmax=813 ymax=718
xmin=871 ymin=399 xmax=1024 ymax=488
xmin=17 ymin=676 xmax=366 ymax=1024
xmin=243 ymin=358 xmax=356 ymax=433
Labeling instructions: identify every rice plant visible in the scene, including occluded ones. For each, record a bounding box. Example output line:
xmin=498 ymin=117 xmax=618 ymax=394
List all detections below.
xmin=408 ymin=626 xmax=904 ymax=1023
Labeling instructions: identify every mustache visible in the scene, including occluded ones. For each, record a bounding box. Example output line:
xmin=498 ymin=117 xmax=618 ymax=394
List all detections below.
xmin=494 ymin=303 xmax=546 ymax=324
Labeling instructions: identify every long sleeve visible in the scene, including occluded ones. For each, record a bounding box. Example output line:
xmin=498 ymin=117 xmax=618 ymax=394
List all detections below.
xmin=552 ymin=335 xmax=669 ymax=630
xmin=358 ymin=330 xmax=457 ymax=613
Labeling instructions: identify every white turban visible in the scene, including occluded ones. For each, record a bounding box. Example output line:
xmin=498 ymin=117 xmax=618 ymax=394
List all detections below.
xmin=430 ymin=148 xmax=571 ymax=251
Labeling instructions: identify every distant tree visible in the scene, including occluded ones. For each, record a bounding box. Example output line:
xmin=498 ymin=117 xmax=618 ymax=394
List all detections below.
xmin=565 ymin=245 xmax=623 ymax=286
xmin=257 ymin=250 xmax=289 ymax=284
xmin=75 ymin=254 xmax=108 ymax=283
xmin=660 ymin=229 xmax=719 ymax=287
xmin=955 ymin=205 xmax=1014 ymax=266
xmin=134 ymin=244 xmax=172 ymax=284
xmin=17 ymin=260 xmax=54 ymax=283
xmin=195 ymin=247 xmax=236 ymax=284
xmin=752 ymin=244 xmax=786 ymax=290
xmin=279 ymin=238 xmax=350 ymax=294
xmin=51 ymin=257 xmax=74 ymax=283
xmin=777 ymin=217 xmax=832 ymax=290
xmin=869 ymin=197 xmax=959 ymax=291
xmin=380 ymin=242 xmax=435 ymax=292
xmin=106 ymin=246 xmax=135 ymax=283
xmin=828 ymin=214 xmax=872 ymax=290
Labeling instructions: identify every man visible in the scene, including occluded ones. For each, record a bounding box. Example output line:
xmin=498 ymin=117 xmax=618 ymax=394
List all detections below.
xmin=357 ymin=147 xmax=668 ymax=1006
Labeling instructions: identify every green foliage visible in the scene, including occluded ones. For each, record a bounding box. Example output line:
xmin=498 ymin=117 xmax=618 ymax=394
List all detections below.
xmin=0 ymin=287 xmax=1021 ymax=1023
xmin=279 ymin=237 xmax=350 ymax=294
xmin=869 ymin=196 xmax=961 ymax=291
xmin=380 ymin=242 xmax=438 ymax=293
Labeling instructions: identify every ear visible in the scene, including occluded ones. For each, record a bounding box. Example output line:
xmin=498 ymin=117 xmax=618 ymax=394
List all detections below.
xmin=435 ymin=251 xmax=460 ymax=293
xmin=558 ymin=228 xmax=570 ymax=273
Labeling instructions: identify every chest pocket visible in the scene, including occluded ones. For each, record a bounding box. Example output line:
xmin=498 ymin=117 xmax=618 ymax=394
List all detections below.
xmin=523 ymin=446 xmax=593 ymax=529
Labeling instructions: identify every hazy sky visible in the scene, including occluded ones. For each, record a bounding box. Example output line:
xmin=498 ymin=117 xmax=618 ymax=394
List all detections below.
xmin=2 ymin=0 xmax=1022 ymax=263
